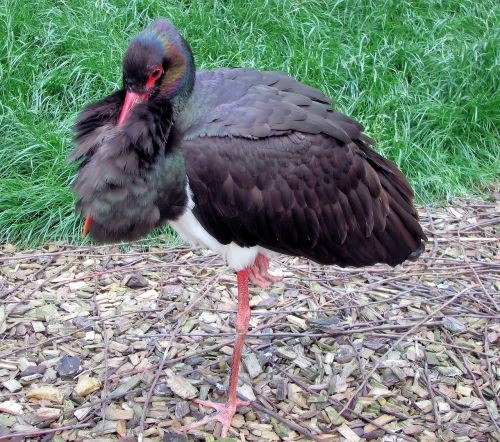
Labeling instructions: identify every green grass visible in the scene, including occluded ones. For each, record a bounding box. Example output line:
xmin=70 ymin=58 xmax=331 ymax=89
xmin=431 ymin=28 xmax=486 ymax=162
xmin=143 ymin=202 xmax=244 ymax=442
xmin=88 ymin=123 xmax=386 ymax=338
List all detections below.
xmin=0 ymin=0 xmax=498 ymax=246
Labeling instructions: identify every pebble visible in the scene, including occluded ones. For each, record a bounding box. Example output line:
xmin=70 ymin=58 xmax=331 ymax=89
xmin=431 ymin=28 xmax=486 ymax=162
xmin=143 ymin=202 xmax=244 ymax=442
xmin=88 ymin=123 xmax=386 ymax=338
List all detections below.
xmin=20 ymin=364 xmax=46 ymax=379
xmin=335 ymin=345 xmax=355 ymax=363
xmin=163 ymin=432 xmax=188 ymax=442
xmin=57 ymin=355 xmax=81 ymax=377
xmin=124 ymin=273 xmax=149 ymax=289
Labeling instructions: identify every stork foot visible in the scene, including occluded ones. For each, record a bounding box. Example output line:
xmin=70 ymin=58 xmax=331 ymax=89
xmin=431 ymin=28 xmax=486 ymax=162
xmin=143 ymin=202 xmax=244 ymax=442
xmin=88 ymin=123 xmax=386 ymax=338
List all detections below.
xmin=178 ymin=398 xmax=250 ymax=436
xmin=248 ymin=253 xmax=282 ymax=288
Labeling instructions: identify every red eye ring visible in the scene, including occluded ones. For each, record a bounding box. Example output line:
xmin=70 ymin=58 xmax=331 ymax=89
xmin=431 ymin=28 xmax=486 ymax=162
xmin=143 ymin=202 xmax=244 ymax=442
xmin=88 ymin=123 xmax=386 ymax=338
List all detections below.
xmin=151 ymin=67 xmax=163 ymax=79
xmin=145 ymin=65 xmax=164 ymax=90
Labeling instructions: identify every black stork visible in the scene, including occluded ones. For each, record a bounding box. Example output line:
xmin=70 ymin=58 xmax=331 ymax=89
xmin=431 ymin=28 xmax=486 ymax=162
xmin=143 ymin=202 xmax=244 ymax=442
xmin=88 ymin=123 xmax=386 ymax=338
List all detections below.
xmin=70 ymin=19 xmax=426 ymax=436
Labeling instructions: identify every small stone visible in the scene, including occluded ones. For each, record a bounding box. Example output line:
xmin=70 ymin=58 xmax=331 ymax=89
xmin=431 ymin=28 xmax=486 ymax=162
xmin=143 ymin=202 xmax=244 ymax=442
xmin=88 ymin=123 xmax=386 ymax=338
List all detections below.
xmin=416 ymin=400 xmax=433 ymax=413
xmin=335 ymin=346 xmax=355 ymax=363
xmin=363 ymin=339 xmax=386 ymax=351
xmin=232 ymin=413 xmax=245 ymax=428
xmin=57 ymin=355 xmax=81 ymax=377
xmin=42 ymin=367 xmax=57 ymax=383
xmin=0 ymin=413 xmax=16 ymax=427
xmin=124 ymin=273 xmax=149 ymax=289
xmin=153 ymin=382 xmax=172 ymax=396
xmin=199 ymin=311 xmax=219 ymax=324
xmin=16 ymin=323 xmax=27 ymax=336
xmin=17 ymin=358 xmax=36 ymax=372
xmin=445 ymin=423 xmax=472 ymax=436
xmin=308 ymin=315 xmax=340 ymax=327
xmin=275 ymin=346 xmax=297 ymax=360
xmin=456 ymin=384 xmax=472 ymax=397
xmin=438 ymin=400 xmax=451 ymax=413
xmin=116 ymin=420 xmax=127 ymax=438
xmin=2 ymin=379 xmax=22 ymax=393
xmin=112 ymin=374 xmax=143 ymax=397
xmin=286 ymin=315 xmax=307 ymax=330
xmin=109 ymin=341 xmax=129 ymax=353
xmin=403 ymin=424 xmax=425 ymax=435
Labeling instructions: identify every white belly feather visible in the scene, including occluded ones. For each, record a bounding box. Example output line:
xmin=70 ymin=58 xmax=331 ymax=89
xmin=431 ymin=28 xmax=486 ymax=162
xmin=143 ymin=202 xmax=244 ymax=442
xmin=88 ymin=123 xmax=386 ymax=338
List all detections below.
xmin=169 ymin=182 xmax=275 ymax=271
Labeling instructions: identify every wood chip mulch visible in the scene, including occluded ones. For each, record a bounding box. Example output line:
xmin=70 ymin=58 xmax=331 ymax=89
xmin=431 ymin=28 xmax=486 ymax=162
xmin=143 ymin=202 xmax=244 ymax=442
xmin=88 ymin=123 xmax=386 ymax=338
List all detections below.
xmin=0 ymin=199 xmax=499 ymax=442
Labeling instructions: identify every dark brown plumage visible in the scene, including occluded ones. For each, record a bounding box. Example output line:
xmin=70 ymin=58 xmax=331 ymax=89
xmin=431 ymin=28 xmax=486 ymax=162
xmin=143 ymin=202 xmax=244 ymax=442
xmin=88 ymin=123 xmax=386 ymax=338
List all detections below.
xmin=69 ymin=19 xmax=426 ymax=436
xmin=71 ymin=64 xmax=426 ymax=265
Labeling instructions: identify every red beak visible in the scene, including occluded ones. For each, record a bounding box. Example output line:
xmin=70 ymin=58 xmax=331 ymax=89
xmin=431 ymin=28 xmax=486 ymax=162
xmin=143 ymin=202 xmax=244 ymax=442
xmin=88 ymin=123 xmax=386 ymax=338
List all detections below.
xmin=117 ymin=91 xmax=149 ymax=125
xmin=82 ymin=215 xmax=92 ymax=238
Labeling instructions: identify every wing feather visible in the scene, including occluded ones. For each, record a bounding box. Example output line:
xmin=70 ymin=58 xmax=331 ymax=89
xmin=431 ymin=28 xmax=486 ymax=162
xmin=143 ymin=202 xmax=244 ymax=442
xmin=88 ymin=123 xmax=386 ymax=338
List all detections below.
xmin=175 ymin=68 xmax=427 ymax=267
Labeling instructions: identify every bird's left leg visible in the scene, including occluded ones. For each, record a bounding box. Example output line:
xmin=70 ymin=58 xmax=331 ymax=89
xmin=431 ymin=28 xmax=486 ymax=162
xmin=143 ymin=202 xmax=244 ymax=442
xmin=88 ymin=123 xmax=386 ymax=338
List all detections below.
xmin=178 ymin=267 xmax=251 ymax=436
xmin=248 ymin=253 xmax=282 ymax=288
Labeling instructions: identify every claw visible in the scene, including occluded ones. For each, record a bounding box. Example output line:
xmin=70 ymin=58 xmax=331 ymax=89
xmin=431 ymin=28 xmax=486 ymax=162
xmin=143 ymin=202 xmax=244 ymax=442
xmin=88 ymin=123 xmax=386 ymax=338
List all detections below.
xmin=178 ymin=399 xmax=249 ymax=436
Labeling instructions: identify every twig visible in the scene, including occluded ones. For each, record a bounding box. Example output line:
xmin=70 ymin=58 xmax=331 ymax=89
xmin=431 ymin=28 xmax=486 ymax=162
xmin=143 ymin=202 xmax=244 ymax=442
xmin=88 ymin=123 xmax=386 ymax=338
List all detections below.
xmin=0 ymin=422 xmax=92 ymax=440
xmin=268 ymin=360 xmax=416 ymax=442
xmin=137 ymin=272 xmax=221 ymax=441
xmin=198 ymin=374 xmax=324 ymax=441
xmin=448 ymin=333 xmax=500 ymax=435
xmin=1 ymin=254 xmax=66 ymax=329
xmin=339 ymin=287 xmax=469 ymax=416
xmin=93 ymin=275 xmax=110 ymax=428
xmin=483 ymin=325 xmax=500 ymax=409
xmin=1 ymin=252 xmax=60 ymax=299
xmin=423 ymin=358 xmax=441 ymax=428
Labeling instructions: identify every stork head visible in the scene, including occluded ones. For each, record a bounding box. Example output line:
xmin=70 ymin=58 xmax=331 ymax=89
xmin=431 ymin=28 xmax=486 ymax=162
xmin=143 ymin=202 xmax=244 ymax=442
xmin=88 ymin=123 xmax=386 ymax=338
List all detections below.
xmin=118 ymin=19 xmax=195 ymax=125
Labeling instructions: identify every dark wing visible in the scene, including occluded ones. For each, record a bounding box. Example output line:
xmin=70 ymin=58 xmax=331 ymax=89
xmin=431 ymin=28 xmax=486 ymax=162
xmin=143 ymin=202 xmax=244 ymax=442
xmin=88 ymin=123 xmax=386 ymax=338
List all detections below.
xmin=182 ymin=69 xmax=426 ymax=267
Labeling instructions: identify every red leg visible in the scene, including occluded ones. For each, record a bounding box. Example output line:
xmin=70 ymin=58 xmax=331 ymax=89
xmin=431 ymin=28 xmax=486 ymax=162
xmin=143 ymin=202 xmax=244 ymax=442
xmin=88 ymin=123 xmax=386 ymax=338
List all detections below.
xmin=178 ymin=268 xmax=252 ymax=436
xmin=248 ymin=253 xmax=282 ymax=288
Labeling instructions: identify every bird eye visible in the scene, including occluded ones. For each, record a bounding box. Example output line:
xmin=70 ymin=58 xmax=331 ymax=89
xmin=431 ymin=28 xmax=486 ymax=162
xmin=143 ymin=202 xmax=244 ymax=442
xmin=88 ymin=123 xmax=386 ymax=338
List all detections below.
xmin=151 ymin=66 xmax=163 ymax=80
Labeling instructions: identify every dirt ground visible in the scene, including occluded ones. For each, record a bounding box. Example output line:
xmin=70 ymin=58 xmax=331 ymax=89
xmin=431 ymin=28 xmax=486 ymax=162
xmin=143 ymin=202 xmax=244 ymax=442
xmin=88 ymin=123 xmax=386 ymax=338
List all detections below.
xmin=0 ymin=199 xmax=498 ymax=441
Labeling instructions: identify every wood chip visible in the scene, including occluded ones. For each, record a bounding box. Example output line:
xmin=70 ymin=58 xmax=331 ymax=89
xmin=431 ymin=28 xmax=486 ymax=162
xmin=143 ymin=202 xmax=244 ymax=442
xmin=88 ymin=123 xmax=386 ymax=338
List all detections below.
xmin=337 ymin=423 xmax=361 ymax=441
xmin=0 ymin=200 xmax=497 ymax=439
xmin=74 ymin=374 xmax=101 ymax=397
xmin=167 ymin=375 xmax=197 ymax=399
xmin=2 ymin=379 xmax=22 ymax=393
xmin=27 ymin=385 xmax=64 ymax=404
xmin=0 ymin=400 xmax=23 ymax=415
